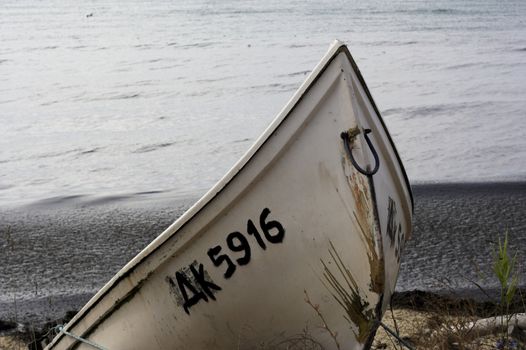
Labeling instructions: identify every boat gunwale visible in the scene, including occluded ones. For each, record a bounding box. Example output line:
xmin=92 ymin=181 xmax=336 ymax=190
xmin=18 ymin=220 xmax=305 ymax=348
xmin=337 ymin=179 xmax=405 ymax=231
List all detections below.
xmin=46 ymin=40 xmax=413 ymax=349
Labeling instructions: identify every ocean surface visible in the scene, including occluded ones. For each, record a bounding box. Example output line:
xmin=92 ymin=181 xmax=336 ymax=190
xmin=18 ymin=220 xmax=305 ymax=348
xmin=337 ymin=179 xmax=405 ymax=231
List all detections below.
xmin=1 ymin=0 xmax=526 ymax=324
xmin=2 ymin=0 xmax=526 ymax=207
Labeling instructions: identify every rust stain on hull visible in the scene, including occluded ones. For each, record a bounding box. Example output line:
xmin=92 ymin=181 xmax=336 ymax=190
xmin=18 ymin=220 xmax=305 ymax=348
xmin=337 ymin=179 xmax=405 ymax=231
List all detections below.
xmin=348 ymin=172 xmax=384 ymax=295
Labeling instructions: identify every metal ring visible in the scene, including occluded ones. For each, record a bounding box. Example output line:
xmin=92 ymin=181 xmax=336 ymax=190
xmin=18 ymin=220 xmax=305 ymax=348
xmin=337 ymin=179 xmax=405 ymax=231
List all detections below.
xmin=340 ymin=128 xmax=380 ymax=176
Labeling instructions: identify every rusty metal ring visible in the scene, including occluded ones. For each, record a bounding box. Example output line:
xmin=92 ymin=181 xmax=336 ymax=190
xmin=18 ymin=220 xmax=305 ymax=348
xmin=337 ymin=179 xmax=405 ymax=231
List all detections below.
xmin=340 ymin=128 xmax=380 ymax=177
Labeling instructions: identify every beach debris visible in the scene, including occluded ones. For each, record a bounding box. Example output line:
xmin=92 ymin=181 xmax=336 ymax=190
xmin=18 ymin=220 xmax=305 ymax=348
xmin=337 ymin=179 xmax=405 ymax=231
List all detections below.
xmin=467 ymin=313 xmax=526 ymax=338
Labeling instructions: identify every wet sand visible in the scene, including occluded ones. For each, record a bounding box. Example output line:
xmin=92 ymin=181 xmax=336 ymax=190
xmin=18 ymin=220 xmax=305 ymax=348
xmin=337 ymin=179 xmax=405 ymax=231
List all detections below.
xmin=0 ymin=194 xmax=193 ymax=326
xmin=398 ymin=182 xmax=526 ymax=296
xmin=0 ymin=182 xmax=525 ymax=328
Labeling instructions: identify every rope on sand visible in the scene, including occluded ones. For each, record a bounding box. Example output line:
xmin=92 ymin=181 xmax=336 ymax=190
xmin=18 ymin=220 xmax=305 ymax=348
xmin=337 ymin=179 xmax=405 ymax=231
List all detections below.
xmin=378 ymin=321 xmax=416 ymax=350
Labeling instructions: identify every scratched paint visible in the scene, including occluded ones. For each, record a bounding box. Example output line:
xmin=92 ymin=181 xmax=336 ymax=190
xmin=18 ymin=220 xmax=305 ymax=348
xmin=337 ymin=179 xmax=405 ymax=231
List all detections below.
xmin=348 ymin=171 xmax=384 ymax=294
xmin=386 ymin=197 xmax=405 ymax=264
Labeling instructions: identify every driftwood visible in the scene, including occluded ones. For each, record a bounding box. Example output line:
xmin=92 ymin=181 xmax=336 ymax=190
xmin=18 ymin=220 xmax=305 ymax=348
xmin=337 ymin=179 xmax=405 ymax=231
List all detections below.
xmin=467 ymin=313 xmax=526 ymax=337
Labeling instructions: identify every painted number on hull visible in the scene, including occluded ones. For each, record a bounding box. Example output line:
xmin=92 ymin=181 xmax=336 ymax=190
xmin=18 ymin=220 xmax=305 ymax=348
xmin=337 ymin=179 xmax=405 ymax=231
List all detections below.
xmin=167 ymin=207 xmax=285 ymax=315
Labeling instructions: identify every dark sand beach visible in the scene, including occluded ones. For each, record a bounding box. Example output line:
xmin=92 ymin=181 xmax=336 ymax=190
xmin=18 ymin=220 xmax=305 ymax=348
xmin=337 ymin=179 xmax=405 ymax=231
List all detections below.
xmin=1 ymin=182 xmax=525 ymax=341
xmin=399 ymin=182 xmax=526 ymax=296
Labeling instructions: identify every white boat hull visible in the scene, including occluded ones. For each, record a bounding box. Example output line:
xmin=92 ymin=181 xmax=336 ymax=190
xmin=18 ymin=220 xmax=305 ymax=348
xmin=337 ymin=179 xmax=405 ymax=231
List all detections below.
xmin=46 ymin=41 xmax=413 ymax=350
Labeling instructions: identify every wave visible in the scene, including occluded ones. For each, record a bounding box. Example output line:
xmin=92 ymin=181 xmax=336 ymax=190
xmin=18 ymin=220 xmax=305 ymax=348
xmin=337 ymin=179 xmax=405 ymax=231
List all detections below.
xmin=232 ymin=137 xmax=251 ymax=144
xmin=23 ymin=189 xmax=173 ymax=209
xmin=369 ymin=8 xmax=469 ymax=16
xmin=33 ymin=148 xmax=84 ymax=160
xmin=287 ymin=44 xmax=313 ymax=49
xmin=194 ymin=75 xmax=238 ymax=83
xmin=177 ymin=42 xmax=219 ymax=49
xmin=77 ymin=147 xmax=101 ymax=156
xmin=277 ymin=70 xmax=310 ymax=78
xmin=29 ymin=194 xmax=87 ymax=207
xmin=173 ymin=8 xmax=286 ymax=17
xmin=382 ymin=101 xmax=494 ymax=120
xmin=88 ymin=93 xmax=141 ymax=101
xmin=249 ymin=82 xmax=299 ymax=93
xmin=430 ymin=8 xmax=461 ymax=15
xmin=365 ymin=40 xmax=419 ymax=46
xmin=132 ymin=142 xmax=176 ymax=154
xmin=444 ymin=62 xmax=481 ymax=70
xmin=134 ymin=44 xmax=155 ymax=50
xmin=1 ymin=146 xmax=104 ymax=164
xmin=0 ymin=183 xmax=14 ymax=191
xmin=25 ymin=45 xmax=59 ymax=51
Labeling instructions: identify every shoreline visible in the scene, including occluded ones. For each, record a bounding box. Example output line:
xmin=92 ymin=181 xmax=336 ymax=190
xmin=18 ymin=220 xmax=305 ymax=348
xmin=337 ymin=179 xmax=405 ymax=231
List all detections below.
xmin=2 ymin=180 xmax=525 ymax=211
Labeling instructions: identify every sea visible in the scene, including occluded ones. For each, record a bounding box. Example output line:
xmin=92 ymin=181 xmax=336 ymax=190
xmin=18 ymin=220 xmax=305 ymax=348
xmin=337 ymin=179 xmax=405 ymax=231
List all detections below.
xmin=1 ymin=0 xmax=526 ymax=324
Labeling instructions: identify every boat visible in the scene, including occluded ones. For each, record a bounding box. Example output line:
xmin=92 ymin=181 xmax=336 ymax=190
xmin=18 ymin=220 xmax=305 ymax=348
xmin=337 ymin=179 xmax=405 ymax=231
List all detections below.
xmin=45 ymin=40 xmax=413 ymax=350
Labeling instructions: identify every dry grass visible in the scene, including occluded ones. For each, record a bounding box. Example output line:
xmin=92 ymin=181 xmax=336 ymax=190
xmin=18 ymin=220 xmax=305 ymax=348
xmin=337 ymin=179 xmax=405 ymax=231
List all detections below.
xmin=372 ymin=291 xmax=526 ymax=350
xmin=372 ymin=308 xmax=505 ymax=350
xmin=0 ymin=335 xmax=26 ymax=350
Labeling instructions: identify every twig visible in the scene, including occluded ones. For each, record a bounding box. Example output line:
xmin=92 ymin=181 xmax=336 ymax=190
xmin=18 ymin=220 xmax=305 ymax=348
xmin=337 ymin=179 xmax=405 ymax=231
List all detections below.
xmin=304 ymin=290 xmax=341 ymax=350
xmin=388 ymin=303 xmax=403 ymax=350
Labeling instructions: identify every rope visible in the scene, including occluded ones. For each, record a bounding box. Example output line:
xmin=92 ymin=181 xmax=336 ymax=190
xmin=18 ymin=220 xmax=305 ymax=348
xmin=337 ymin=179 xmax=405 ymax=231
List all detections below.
xmin=55 ymin=325 xmax=109 ymax=350
xmin=378 ymin=321 xmax=416 ymax=350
